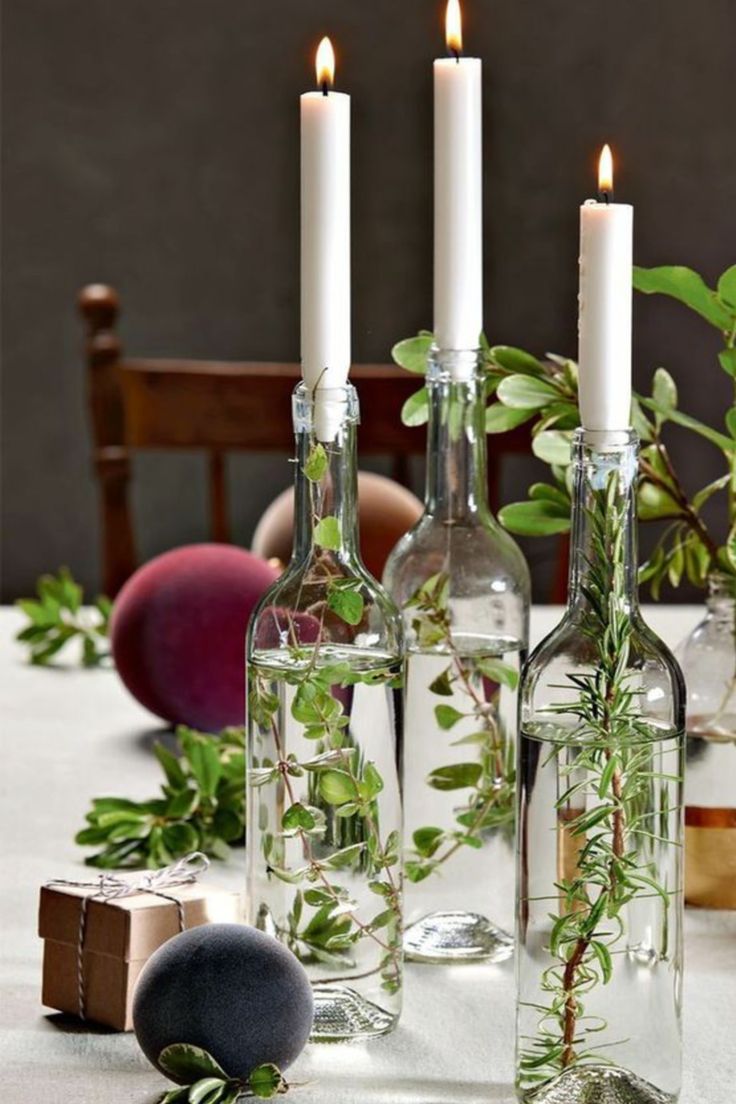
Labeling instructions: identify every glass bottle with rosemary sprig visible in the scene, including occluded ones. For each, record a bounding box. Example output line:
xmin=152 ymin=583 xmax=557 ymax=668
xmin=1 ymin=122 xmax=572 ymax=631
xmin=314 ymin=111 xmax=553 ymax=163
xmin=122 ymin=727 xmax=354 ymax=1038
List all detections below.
xmin=516 ymin=428 xmax=685 ymax=1104
xmin=246 ymin=382 xmax=404 ymax=1042
xmin=383 ymin=346 xmax=530 ymax=963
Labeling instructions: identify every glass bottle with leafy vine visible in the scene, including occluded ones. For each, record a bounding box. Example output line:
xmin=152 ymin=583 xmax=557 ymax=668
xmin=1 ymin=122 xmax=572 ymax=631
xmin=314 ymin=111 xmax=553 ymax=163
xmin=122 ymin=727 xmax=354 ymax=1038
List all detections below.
xmin=515 ymin=428 xmax=685 ymax=1104
xmin=246 ymin=382 xmax=404 ymax=1042
xmin=383 ymin=346 xmax=530 ymax=963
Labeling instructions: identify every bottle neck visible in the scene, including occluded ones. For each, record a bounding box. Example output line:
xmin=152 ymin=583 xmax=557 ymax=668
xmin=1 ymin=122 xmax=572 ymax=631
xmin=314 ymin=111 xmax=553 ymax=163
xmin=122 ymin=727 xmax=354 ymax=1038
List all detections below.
xmin=424 ymin=348 xmax=490 ymax=522
xmin=568 ymin=429 xmax=640 ymax=616
xmin=292 ymin=383 xmax=360 ymax=563
xmin=706 ymin=571 xmax=736 ymax=623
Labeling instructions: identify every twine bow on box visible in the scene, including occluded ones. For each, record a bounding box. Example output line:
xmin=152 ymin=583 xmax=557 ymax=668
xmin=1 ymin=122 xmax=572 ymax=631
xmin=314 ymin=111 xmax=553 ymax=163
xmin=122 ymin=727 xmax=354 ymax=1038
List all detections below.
xmin=47 ymin=851 xmax=210 ymax=1020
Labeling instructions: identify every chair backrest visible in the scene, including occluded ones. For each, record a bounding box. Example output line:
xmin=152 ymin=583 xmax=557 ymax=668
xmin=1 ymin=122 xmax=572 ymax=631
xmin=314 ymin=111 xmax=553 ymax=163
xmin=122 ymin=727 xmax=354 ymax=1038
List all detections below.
xmin=80 ymin=284 xmax=427 ymax=595
xmin=79 ymin=283 xmax=557 ymax=598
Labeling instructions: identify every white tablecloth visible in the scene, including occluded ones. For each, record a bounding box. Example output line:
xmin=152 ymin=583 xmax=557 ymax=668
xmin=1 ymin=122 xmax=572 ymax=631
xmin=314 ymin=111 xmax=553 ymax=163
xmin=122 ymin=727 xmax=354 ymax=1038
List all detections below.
xmin=1 ymin=606 xmax=733 ymax=1104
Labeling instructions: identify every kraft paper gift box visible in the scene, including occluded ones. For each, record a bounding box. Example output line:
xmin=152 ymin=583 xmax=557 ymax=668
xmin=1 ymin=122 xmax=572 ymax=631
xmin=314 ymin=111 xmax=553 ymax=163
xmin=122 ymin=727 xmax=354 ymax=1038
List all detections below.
xmin=39 ymin=881 xmax=241 ymax=1030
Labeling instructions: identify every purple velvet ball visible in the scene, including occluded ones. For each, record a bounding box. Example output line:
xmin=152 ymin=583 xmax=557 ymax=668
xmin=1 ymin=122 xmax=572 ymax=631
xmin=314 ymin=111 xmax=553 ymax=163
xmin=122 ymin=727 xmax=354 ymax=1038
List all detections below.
xmin=111 ymin=544 xmax=278 ymax=731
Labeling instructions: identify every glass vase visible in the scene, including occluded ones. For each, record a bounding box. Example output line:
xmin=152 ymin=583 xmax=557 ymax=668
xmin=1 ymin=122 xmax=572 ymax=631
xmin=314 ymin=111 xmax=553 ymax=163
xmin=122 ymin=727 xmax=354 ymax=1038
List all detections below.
xmin=383 ymin=347 xmax=530 ymax=963
xmin=246 ymin=382 xmax=404 ymax=1042
xmin=677 ymin=571 xmax=736 ymax=909
xmin=515 ymin=429 xmax=684 ymax=1104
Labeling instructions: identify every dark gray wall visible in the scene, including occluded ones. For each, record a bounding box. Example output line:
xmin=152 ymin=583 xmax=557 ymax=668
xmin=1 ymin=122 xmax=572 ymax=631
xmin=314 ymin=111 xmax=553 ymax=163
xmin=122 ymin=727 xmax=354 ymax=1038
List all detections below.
xmin=3 ymin=0 xmax=735 ymax=601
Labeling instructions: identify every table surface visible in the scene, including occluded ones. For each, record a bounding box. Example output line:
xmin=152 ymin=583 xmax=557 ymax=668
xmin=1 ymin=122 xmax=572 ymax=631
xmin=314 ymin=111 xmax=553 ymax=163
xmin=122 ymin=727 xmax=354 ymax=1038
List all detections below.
xmin=2 ymin=605 xmax=734 ymax=1104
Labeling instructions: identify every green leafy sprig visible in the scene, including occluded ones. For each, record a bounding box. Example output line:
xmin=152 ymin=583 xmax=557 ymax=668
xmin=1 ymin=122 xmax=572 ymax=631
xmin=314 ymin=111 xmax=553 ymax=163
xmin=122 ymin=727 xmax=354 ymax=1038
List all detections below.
xmin=158 ymin=1044 xmax=288 ymax=1102
xmin=401 ymin=573 xmax=518 ymax=884
xmin=518 ymin=471 xmax=680 ymax=1089
xmin=76 ymin=726 xmax=245 ymax=869
xmin=393 ymin=263 xmax=736 ymax=596
xmin=247 ymin=438 xmax=402 ymax=990
xmin=15 ymin=567 xmax=111 ymax=666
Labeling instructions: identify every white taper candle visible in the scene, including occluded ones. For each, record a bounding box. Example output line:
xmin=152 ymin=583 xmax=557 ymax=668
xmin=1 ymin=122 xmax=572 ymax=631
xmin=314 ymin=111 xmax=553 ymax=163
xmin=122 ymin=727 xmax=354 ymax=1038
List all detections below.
xmin=578 ymin=145 xmax=633 ymax=433
xmin=300 ymin=37 xmax=350 ymax=438
xmin=433 ymin=0 xmax=482 ymax=367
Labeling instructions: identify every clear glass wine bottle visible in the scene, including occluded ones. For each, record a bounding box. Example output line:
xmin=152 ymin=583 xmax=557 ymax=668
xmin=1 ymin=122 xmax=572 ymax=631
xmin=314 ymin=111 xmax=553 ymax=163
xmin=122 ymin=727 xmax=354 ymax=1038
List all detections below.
xmin=515 ymin=429 xmax=685 ymax=1104
xmin=383 ymin=346 xmax=530 ymax=963
xmin=246 ymin=382 xmax=404 ymax=1042
xmin=677 ymin=571 xmax=736 ymax=908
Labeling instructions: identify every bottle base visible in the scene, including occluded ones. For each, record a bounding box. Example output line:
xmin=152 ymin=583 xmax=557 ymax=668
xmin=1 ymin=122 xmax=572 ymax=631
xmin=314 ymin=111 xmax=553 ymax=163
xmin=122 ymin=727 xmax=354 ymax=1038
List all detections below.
xmin=309 ymin=985 xmax=398 ymax=1043
xmin=520 ymin=1065 xmax=677 ymax=1104
xmin=404 ymin=910 xmax=514 ymax=963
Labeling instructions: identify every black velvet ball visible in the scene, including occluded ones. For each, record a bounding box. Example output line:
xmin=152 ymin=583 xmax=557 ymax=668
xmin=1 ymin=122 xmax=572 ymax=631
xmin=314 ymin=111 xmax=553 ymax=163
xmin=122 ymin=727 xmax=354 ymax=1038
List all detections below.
xmin=132 ymin=923 xmax=314 ymax=1081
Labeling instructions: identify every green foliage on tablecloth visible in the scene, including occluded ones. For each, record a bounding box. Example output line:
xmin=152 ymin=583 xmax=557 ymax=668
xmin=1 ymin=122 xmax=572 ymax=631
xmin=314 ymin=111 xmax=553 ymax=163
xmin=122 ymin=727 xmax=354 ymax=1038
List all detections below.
xmin=76 ymin=726 xmax=245 ymax=869
xmin=158 ymin=1044 xmax=288 ymax=1101
xmin=394 ymin=263 xmax=736 ymax=597
xmin=15 ymin=567 xmax=110 ymax=666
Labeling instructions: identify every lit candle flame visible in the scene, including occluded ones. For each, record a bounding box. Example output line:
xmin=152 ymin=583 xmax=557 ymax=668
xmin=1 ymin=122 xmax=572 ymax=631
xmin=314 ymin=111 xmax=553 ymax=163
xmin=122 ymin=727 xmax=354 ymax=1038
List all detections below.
xmin=446 ymin=0 xmax=463 ymax=54
xmin=598 ymin=143 xmax=613 ymax=197
xmin=316 ymin=36 xmax=335 ymax=90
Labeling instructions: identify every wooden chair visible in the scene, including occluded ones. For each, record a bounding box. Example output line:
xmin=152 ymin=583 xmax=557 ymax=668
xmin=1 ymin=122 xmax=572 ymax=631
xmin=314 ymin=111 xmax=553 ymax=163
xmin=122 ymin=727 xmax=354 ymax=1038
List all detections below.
xmin=80 ymin=283 xmax=547 ymax=597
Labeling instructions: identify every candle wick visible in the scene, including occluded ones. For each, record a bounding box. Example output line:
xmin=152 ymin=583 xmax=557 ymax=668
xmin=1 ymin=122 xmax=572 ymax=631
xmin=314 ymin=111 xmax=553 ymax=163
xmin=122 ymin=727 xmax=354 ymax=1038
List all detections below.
xmin=321 ymin=79 xmax=328 ymax=97
xmin=600 ymin=189 xmax=612 ymax=205
xmin=451 ymin=47 xmax=461 ymax=63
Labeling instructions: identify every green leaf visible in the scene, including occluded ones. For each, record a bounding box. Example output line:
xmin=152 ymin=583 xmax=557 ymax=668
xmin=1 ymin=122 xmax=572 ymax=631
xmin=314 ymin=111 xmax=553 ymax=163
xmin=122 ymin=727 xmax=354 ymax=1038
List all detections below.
xmin=155 ymin=743 xmax=189 ymax=789
xmin=630 ymin=395 xmax=655 ymax=442
xmin=484 ymin=403 xmax=535 ymax=434
xmin=248 ymin=1063 xmax=286 ymax=1099
xmin=412 ymin=826 xmax=444 ymax=857
xmin=532 ymin=430 xmax=573 ymax=466
xmin=327 ymin=580 xmax=364 ymax=625
xmin=693 ymin=474 xmax=730 ymax=513
xmin=496 ymin=374 xmax=559 ymax=410
xmin=313 ymin=515 xmax=341 ymax=551
xmin=434 ymin=704 xmax=464 ymax=730
xmin=167 ymin=787 xmax=200 ymax=818
xmin=161 ymin=1089 xmax=192 ymax=1104
xmin=726 ymin=523 xmax=736 ymax=571
xmin=303 ymin=442 xmax=328 ymax=482
xmin=361 ymin=761 xmax=384 ymax=798
xmin=427 ymin=762 xmax=482 ymax=790
xmin=428 ymin=667 xmax=454 ymax=696
xmin=499 ymin=500 xmax=571 ymax=536
xmin=633 ymin=265 xmax=732 ymax=330
xmin=319 ymin=769 xmax=358 ymax=805
xmin=162 ymin=822 xmax=200 ymax=855
xmin=727 ymin=410 xmax=736 ymax=440
xmin=188 ymin=1078 xmax=228 ymax=1104
xmin=651 ymin=367 xmax=678 ymax=420
xmin=717 ymin=264 xmax=736 ymax=309
xmin=212 ymin=807 xmax=243 ymax=842
xmin=637 ymin=480 xmax=679 ymax=521
xmin=158 ymin=1044 xmax=228 ymax=1084
xmin=185 ymin=738 xmax=222 ymax=798
xmin=282 ymin=802 xmax=316 ymax=832
xmin=529 ymin=482 xmax=570 ymax=510
xmin=639 ymin=400 xmax=735 ymax=453
xmin=323 ymin=842 xmax=365 ymax=869
xmin=475 ymin=657 xmax=519 ymax=690
xmin=490 ymin=345 xmax=546 ymax=375
xmin=391 ymin=333 xmax=433 ymax=375
xmin=590 ymin=939 xmax=613 ymax=984
xmin=401 ymin=387 xmax=429 ymax=427
xmin=719 ymin=349 xmax=736 ymax=378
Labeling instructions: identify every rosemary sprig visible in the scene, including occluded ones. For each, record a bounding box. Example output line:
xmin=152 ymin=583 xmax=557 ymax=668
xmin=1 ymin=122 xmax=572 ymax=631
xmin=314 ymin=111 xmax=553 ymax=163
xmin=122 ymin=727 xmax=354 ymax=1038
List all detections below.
xmin=518 ymin=470 xmax=681 ymax=1089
